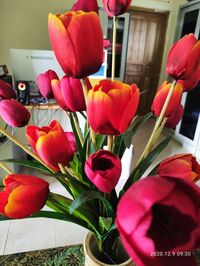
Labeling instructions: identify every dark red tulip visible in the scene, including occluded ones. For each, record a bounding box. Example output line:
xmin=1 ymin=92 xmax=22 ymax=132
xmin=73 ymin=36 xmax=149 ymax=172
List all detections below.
xmin=157 ymin=154 xmax=200 ymax=182
xmin=71 ymin=0 xmax=99 ymax=14
xmin=0 ymin=174 xmax=49 ymax=219
xmin=179 ymin=65 xmax=200 ymax=91
xmin=26 ymin=120 xmax=76 ymax=171
xmin=0 ymin=79 xmax=16 ymax=99
xmin=102 ymin=0 xmax=132 ymax=17
xmin=116 ymin=175 xmax=200 ymax=266
xmin=51 ymin=76 xmax=91 ymax=112
xmin=151 ymin=81 xmax=183 ymax=118
xmin=166 ymin=34 xmax=200 ymax=80
xmin=48 ymin=11 xmax=103 ymax=78
xmin=37 ymin=70 xmax=58 ymax=99
xmin=85 ymin=149 xmax=122 ymax=192
xmin=166 ymin=104 xmax=184 ymax=128
xmin=0 ymin=99 xmax=30 ymax=127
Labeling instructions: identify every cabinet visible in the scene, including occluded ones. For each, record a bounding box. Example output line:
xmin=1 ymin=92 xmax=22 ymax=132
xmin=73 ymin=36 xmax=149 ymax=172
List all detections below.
xmin=175 ymin=0 xmax=200 ymax=158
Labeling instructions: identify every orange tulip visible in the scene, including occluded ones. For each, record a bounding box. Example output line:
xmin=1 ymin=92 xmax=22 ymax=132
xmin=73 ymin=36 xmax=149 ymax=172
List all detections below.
xmin=0 ymin=174 xmax=49 ymax=218
xmin=151 ymin=81 xmax=183 ymax=117
xmin=166 ymin=34 xmax=200 ymax=80
xmin=157 ymin=154 xmax=200 ymax=182
xmin=48 ymin=11 xmax=103 ymax=78
xmin=102 ymin=0 xmax=131 ymax=17
xmin=26 ymin=120 xmax=76 ymax=171
xmin=87 ymin=79 xmax=140 ymax=135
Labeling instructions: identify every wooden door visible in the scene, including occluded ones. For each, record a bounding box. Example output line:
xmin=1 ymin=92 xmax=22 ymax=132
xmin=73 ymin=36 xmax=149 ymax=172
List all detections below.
xmin=125 ymin=10 xmax=168 ymax=114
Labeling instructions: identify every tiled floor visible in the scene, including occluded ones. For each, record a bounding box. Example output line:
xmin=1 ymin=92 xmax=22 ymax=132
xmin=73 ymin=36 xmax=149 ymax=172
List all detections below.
xmin=0 ymin=119 xmax=189 ymax=255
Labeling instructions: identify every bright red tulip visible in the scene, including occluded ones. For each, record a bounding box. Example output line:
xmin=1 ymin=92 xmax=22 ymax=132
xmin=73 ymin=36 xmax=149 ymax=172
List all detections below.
xmin=0 ymin=79 xmax=16 ymax=99
xmin=151 ymin=81 xmax=183 ymax=117
xmin=85 ymin=149 xmax=122 ymax=192
xmin=102 ymin=0 xmax=131 ymax=17
xmin=71 ymin=0 xmax=99 ymax=14
xmin=51 ymin=76 xmax=91 ymax=112
xmin=157 ymin=154 xmax=200 ymax=182
xmin=48 ymin=11 xmax=103 ymax=78
xmin=116 ymin=175 xmax=200 ymax=266
xmin=87 ymin=79 xmax=140 ymax=135
xmin=26 ymin=120 xmax=76 ymax=171
xmin=0 ymin=174 xmax=49 ymax=219
xmin=0 ymin=99 xmax=30 ymax=127
xmin=166 ymin=34 xmax=200 ymax=80
xmin=166 ymin=104 xmax=184 ymax=128
xmin=179 ymin=65 xmax=200 ymax=91
xmin=37 ymin=70 xmax=59 ymax=99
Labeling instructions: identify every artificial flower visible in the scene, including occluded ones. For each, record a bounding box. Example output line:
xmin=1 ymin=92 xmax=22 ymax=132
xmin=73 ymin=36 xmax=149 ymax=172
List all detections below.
xmin=0 ymin=99 xmax=30 ymax=127
xmin=151 ymin=81 xmax=183 ymax=117
xmin=0 ymin=79 xmax=16 ymax=99
xmin=71 ymin=0 xmax=99 ymax=14
xmin=37 ymin=69 xmax=58 ymax=99
xmin=0 ymin=174 xmax=49 ymax=219
xmin=48 ymin=11 xmax=103 ymax=78
xmin=51 ymin=76 xmax=91 ymax=112
xmin=116 ymin=175 xmax=200 ymax=266
xmin=166 ymin=33 xmax=200 ymax=80
xmin=26 ymin=120 xmax=76 ymax=171
xmin=157 ymin=153 xmax=200 ymax=182
xmin=102 ymin=0 xmax=132 ymax=17
xmin=85 ymin=149 xmax=122 ymax=192
xmin=87 ymin=79 xmax=140 ymax=135
xmin=166 ymin=104 xmax=184 ymax=128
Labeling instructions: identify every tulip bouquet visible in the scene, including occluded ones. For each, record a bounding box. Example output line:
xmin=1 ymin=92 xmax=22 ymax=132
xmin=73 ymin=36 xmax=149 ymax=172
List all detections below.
xmin=1 ymin=1 xmax=200 ymax=266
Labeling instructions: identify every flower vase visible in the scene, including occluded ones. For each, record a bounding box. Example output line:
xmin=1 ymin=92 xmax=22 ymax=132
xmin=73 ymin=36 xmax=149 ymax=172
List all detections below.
xmin=84 ymin=232 xmax=135 ymax=266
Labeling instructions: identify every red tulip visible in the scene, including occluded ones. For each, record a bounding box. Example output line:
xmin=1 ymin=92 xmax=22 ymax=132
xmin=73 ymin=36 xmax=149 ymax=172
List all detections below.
xmin=85 ymin=149 xmax=121 ymax=192
xmin=151 ymin=81 xmax=183 ymax=117
xmin=87 ymin=79 xmax=140 ymax=135
xmin=166 ymin=34 xmax=200 ymax=80
xmin=0 ymin=99 xmax=30 ymax=127
xmin=0 ymin=79 xmax=16 ymax=99
xmin=48 ymin=11 xmax=103 ymax=78
xmin=0 ymin=174 xmax=49 ymax=219
xmin=102 ymin=0 xmax=131 ymax=17
xmin=26 ymin=120 xmax=76 ymax=171
xmin=179 ymin=65 xmax=200 ymax=91
xmin=157 ymin=154 xmax=200 ymax=182
xmin=51 ymin=76 xmax=91 ymax=112
xmin=166 ymin=104 xmax=184 ymax=128
xmin=37 ymin=70 xmax=59 ymax=99
xmin=71 ymin=0 xmax=99 ymax=14
xmin=116 ymin=175 xmax=200 ymax=266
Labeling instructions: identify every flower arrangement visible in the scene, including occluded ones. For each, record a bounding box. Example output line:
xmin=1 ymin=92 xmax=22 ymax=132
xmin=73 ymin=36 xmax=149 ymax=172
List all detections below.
xmin=0 ymin=0 xmax=200 ymax=265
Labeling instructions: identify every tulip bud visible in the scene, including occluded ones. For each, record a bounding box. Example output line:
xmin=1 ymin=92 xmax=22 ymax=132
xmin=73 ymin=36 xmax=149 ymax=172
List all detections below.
xmin=87 ymin=79 xmax=140 ymax=135
xmin=71 ymin=0 xmax=99 ymax=14
xmin=85 ymin=149 xmax=122 ymax=192
xmin=151 ymin=81 xmax=183 ymax=118
xmin=48 ymin=11 xmax=103 ymax=78
xmin=102 ymin=0 xmax=132 ymax=17
xmin=0 ymin=79 xmax=16 ymax=99
xmin=166 ymin=104 xmax=184 ymax=129
xmin=157 ymin=153 xmax=200 ymax=182
xmin=0 ymin=99 xmax=30 ymax=127
xmin=37 ymin=70 xmax=58 ymax=99
xmin=0 ymin=174 xmax=49 ymax=218
xmin=166 ymin=34 xmax=200 ymax=80
xmin=51 ymin=76 xmax=91 ymax=112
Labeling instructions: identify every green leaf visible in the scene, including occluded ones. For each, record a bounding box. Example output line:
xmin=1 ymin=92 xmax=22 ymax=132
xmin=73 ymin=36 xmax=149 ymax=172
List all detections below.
xmin=122 ymin=136 xmax=171 ymax=192
xmin=99 ymin=217 xmax=113 ymax=233
xmin=69 ymin=191 xmax=114 ymax=218
xmin=1 ymin=158 xmax=51 ymax=174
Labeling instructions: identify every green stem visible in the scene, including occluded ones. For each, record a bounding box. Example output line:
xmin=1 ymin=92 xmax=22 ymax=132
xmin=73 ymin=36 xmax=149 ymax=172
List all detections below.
xmin=107 ymin=135 xmax=113 ymax=152
xmin=112 ymin=16 xmax=117 ymax=81
xmin=0 ymin=126 xmax=55 ymax=173
xmin=136 ymin=80 xmax=177 ymax=166
xmin=0 ymin=162 xmax=13 ymax=174
xmin=72 ymin=113 xmax=84 ymax=146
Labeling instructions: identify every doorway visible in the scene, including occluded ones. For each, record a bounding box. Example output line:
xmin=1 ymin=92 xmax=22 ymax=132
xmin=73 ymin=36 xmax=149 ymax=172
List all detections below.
xmin=125 ymin=9 xmax=168 ymax=114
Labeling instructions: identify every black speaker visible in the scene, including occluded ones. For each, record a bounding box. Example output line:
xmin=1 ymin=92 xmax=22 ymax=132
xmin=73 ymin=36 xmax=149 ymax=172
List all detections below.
xmin=16 ymin=81 xmax=30 ymax=105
